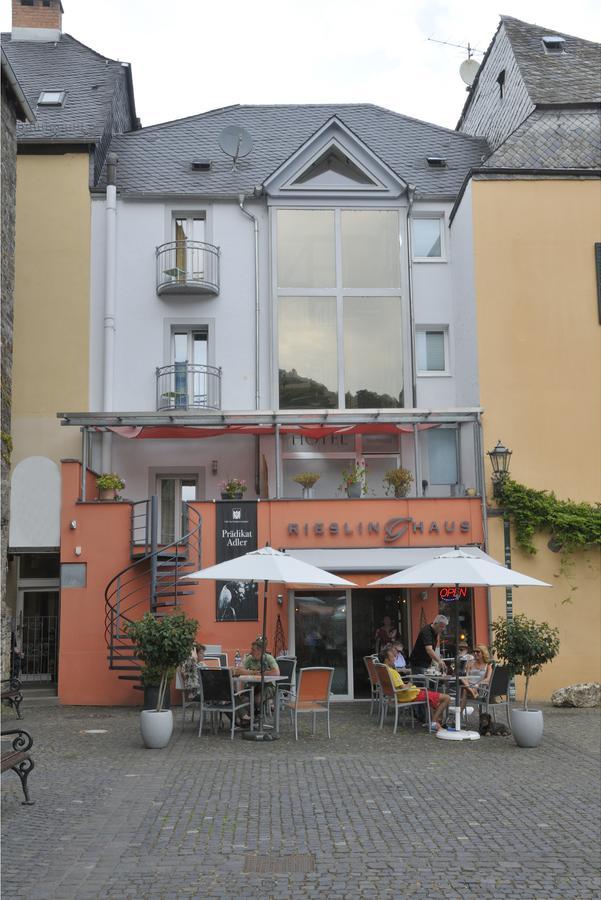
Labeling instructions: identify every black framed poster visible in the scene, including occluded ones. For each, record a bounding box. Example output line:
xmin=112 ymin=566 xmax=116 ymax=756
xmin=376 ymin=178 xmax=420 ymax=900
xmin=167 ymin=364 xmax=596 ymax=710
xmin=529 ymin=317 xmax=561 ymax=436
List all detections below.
xmin=215 ymin=501 xmax=258 ymax=621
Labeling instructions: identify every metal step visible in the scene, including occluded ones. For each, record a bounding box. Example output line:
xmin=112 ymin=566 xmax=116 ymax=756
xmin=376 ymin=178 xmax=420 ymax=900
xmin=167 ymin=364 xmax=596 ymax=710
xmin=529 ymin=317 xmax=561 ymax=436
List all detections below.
xmin=155 ymin=590 xmax=195 ymax=598
xmin=156 ymin=560 xmax=193 ymax=568
xmin=117 ymin=675 xmax=143 ymax=681
xmin=109 ymin=665 xmax=141 ymax=670
xmin=151 ymin=601 xmax=179 ymax=609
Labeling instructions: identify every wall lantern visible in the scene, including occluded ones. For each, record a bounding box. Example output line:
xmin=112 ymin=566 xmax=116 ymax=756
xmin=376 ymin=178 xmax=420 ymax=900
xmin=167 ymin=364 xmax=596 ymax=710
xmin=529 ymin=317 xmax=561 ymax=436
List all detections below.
xmin=487 ymin=440 xmax=512 ymax=497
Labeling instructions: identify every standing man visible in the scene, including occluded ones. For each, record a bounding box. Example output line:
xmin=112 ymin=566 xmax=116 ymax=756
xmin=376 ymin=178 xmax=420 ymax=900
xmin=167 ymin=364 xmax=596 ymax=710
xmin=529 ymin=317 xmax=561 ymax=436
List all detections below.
xmin=409 ymin=614 xmax=449 ymax=675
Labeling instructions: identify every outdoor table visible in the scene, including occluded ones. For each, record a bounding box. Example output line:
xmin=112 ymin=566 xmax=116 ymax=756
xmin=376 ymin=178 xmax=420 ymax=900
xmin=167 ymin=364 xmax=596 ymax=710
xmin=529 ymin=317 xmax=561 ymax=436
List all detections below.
xmin=235 ymin=675 xmax=287 ymax=735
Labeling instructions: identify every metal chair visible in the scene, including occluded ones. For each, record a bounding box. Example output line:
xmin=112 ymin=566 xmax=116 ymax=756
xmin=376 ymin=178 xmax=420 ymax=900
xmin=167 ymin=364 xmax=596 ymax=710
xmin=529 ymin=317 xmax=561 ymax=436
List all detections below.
xmin=475 ymin=664 xmax=511 ymax=728
xmin=374 ymin=663 xmax=432 ymax=735
xmin=274 ymin=656 xmax=297 ymax=720
xmin=363 ymin=655 xmax=381 ymax=716
xmin=285 ymin=667 xmax=334 ymax=740
xmin=175 ymin=665 xmax=199 ymax=728
xmin=197 ymin=668 xmax=253 ymax=740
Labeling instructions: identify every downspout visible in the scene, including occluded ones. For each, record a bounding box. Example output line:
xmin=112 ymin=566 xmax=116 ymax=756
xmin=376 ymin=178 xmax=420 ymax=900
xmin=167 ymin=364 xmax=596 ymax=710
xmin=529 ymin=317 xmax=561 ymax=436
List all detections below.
xmin=406 ymin=184 xmax=418 ymax=408
xmin=238 ymin=193 xmax=261 ymax=493
xmin=102 ymin=153 xmax=118 ymax=472
xmin=476 ymin=412 xmax=493 ymax=646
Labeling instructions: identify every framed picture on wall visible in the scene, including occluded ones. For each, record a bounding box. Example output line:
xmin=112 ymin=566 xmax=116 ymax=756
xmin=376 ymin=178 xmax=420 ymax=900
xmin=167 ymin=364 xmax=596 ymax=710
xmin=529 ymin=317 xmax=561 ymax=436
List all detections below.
xmin=216 ymin=580 xmax=258 ymax=622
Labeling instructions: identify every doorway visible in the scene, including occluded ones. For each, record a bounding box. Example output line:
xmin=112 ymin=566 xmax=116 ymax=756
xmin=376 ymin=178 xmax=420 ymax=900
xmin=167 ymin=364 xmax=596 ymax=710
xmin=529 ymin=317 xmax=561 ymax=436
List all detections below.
xmin=293 ymin=590 xmax=350 ymax=696
xmin=157 ymin=475 xmax=198 ymax=544
xmin=351 ymin=589 xmax=410 ymax=698
xmin=16 ymin=589 xmax=60 ymax=683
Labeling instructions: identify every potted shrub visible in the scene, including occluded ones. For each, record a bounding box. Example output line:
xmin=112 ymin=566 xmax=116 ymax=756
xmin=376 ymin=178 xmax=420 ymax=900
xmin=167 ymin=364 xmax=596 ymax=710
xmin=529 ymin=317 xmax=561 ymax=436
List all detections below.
xmin=293 ymin=472 xmax=320 ymax=499
xmin=96 ymin=472 xmax=125 ymax=501
xmin=219 ymin=477 xmax=247 ymax=500
xmin=492 ymin=613 xmax=560 ymax=748
xmin=383 ymin=467 xmax=413 ymax=498
xmin=125 ymin=612 xmax=198 ymax=748
xmin=339 ymin=462 xmax=368 ymax=498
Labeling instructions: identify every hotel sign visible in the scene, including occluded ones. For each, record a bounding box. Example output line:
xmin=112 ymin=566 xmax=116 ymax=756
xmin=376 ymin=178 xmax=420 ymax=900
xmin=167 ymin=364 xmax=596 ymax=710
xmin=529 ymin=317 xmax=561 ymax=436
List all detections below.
xmin=287 ymin=515 xmax=472 ymax=544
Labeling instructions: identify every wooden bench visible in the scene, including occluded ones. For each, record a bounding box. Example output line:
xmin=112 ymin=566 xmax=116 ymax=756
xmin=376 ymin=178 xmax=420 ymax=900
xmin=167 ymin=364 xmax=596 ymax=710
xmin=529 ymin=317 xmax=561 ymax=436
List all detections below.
xmin=1 ymin=678 xmax=24 ymax=720
xmin=1 ymin=728 xmax=35 ymax=805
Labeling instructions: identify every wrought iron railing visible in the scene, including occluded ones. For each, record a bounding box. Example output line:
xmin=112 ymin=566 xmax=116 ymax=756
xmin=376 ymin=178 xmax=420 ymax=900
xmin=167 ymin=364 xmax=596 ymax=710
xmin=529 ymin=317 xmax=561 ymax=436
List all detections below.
xmin=156 ymin=240 xmax=220 ymax=295
xmin=156 ymin=363 xmax=222 ymax=411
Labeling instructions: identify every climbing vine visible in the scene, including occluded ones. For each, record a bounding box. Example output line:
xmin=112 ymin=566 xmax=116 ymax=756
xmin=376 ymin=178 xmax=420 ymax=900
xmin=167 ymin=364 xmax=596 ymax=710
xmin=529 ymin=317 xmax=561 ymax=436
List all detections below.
xmin=0 ymin=432 xmax=12 ymax=467
xmin=497 ymin=478 xmax=601 ymax=556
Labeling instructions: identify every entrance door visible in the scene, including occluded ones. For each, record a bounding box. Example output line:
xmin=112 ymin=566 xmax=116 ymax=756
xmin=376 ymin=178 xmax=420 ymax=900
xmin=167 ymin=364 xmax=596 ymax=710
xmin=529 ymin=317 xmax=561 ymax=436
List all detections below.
xmin=293 ymin=591 xmax=350 ymax=697
xmin=351 ymin=589 xmax=410 ymax=698
xmin=157 ymin=475 xmax=198 ymax=544
xmin=16 ymin=589 xmax=59 ymax=683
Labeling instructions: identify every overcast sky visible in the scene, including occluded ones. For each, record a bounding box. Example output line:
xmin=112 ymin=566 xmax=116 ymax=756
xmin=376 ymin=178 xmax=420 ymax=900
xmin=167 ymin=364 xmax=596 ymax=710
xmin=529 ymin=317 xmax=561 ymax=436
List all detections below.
xmin=2 ymin=0 xmax=600 ymax=129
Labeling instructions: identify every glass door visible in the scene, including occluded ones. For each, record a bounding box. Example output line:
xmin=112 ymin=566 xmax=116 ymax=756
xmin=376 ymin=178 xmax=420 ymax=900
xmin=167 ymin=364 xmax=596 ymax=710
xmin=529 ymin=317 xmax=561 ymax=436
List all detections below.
xmin=351 ymin=589 xmax=410 ymax=697
xmin=158 ymin=476 xmax=198 ymax=544
xmin=172 ymin=329 xmax=208 ymax=408
xmin=174 ymin=216 xmax=205 ymax=281
xmin=293 ymin=591 xmax=350 ymax=697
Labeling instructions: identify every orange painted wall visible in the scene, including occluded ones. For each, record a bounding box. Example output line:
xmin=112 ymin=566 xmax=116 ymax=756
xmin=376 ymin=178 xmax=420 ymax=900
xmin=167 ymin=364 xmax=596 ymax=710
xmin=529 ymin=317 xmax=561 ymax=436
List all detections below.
xmin=58 ymin=471 xmax=486 ymax=705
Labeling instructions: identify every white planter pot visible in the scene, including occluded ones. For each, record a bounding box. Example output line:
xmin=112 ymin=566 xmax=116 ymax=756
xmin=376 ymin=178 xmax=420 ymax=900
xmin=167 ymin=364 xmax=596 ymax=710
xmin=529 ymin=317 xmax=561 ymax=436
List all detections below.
xmin=140 ymin=709 xmax=173 ymax=749
xmin=510 ymin=708 xmax=544 ymax=748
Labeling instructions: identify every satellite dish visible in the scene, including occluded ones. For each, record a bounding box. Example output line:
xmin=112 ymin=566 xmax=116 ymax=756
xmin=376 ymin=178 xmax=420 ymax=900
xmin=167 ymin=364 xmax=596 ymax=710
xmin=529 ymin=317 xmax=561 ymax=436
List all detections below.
xmin=459 ymin=57 xmax=480 ymax=86
xmin=218 ymin=125 xmax=253 ymax=170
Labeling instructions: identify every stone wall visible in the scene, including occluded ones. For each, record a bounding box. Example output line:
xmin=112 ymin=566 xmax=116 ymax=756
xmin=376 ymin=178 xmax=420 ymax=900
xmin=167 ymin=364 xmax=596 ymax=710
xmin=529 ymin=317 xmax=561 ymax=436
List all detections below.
xmin=1 ymin=75 xmax=18 ymax=678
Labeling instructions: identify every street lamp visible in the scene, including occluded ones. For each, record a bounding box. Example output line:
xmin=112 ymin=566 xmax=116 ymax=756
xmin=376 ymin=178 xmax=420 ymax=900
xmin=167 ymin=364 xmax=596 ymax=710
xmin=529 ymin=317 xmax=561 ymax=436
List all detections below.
xmin=487 ymin=440 xmax=512 ymax=497
xmin=487 ymin=439 xmax=515 ymax=698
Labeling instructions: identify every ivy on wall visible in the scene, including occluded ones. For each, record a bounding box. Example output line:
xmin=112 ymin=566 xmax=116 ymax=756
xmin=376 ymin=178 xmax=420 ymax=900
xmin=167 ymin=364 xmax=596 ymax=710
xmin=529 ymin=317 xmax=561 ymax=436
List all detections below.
xmin=497 ymin=479 xmax=601 ymax=557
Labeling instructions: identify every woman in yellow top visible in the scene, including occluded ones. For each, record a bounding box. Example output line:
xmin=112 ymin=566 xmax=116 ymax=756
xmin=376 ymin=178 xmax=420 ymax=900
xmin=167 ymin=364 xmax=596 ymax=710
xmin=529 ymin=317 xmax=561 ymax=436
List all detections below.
xmin=382 ymin=647 xmax=451 ymax=732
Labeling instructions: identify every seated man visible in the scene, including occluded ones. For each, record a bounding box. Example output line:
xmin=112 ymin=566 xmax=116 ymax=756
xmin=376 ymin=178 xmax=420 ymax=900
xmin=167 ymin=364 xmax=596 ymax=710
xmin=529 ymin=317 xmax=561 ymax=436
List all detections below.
xmin=236 ymin=639 xmax=280 ymax=714
xmin=382 ymin=646 xmax=450 ymax=732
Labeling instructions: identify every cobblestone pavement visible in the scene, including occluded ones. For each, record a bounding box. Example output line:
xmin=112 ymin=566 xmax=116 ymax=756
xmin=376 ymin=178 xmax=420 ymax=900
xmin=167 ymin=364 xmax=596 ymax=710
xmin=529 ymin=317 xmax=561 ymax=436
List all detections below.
xmin=1 ymin=700 xmax=600 ymax=899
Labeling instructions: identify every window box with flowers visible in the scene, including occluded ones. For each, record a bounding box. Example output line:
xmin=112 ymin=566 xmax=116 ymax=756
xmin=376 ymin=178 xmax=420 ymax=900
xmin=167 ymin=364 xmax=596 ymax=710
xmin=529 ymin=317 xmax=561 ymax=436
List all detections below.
xmin=219 ymin=477 xmax=247 ymax=500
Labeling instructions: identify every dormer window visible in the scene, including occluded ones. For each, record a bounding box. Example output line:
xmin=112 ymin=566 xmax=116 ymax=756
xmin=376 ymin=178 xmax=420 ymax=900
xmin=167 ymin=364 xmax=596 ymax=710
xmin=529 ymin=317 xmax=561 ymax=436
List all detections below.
xmin=426 ymin=157 xmax=447 ymax=168
xmin=542 ymin=35 xmax=566 ymax=53
xmin=37 ymin=91 xmax=65 ymax=106
xmin=497 ymin=70 xmax=506 ymax=100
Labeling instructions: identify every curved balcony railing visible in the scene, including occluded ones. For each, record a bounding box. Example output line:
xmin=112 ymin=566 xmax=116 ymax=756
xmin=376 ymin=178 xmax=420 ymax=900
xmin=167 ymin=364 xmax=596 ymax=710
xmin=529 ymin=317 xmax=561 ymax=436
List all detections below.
xmin=156 ymin=363 xmax=222 ymax=411
xmin=156 ymin=240 xmax=220 ymax=295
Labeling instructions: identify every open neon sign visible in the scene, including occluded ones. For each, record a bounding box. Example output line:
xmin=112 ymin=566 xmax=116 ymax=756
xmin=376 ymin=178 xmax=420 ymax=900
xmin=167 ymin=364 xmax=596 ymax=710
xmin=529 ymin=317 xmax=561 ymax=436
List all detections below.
xmin=439 ymin=586 xmax=469 ymax=601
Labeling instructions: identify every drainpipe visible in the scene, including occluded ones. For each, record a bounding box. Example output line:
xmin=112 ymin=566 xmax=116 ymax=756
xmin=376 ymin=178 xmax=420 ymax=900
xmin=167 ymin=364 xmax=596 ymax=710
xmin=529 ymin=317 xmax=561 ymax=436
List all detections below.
xmin=406 ymin=184 xmax=417 ymax=408
xmin=238 ymin=193 xmax=261 ymax=493
xmin=102 ymin=153 xmax=118 ymax=472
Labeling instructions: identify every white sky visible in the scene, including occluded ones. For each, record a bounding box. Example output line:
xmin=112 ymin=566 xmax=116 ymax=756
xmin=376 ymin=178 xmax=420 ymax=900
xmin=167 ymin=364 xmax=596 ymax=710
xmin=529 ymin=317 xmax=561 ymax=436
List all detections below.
xmin=3 ymin=0 xmax=600 ymax=129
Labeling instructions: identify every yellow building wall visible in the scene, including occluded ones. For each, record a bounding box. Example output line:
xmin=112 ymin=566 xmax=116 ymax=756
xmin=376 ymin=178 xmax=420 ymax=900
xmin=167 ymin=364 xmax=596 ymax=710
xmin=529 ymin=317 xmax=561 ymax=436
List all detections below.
xmin=472 ymin=178 xmax=601 ymax=699
xmin=12 ymin=153 xmax=90 ymax=466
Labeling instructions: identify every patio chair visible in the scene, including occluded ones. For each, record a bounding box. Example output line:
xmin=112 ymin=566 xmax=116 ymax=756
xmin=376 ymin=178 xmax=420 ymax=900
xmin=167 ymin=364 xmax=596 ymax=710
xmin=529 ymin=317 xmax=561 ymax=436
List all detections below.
xmin=374 ymin=663 xmax=432 ymax=735
xmin=274 ymin=656 xmax=297 ymax=718
xmin=285 ymin=667 xmax=334 ymax=740
xmin=175 ymin=667 xmax=199 ymax=729
xmin=197 ymin=668 xmax=253 ymax=740
xmin=363 ymin=655 xmax=381 ymax=716
xmin=475 ymin=664 xmax=511 ymax=728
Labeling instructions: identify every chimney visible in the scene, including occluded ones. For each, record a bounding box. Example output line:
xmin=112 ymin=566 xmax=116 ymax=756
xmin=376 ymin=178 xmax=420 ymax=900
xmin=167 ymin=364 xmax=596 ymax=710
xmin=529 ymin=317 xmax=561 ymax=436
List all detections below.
xmin=11 ymin=0 xmax=63 ymax=42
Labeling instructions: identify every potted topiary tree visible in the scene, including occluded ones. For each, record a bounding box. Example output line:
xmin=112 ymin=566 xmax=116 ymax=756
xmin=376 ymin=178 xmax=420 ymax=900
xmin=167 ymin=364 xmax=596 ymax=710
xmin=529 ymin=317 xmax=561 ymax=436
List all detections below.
xmin=383 ymin=467 xmax=413 ymax=498
xmin=96 ymin=472 xmax=125 ymax=501
xmin=293 ymin=472 xmax=320 ymax=499
xmin=126 ymin=612 xmax=199 ymax=748
xmin=492 ymin=613 xmax=560 ymax=748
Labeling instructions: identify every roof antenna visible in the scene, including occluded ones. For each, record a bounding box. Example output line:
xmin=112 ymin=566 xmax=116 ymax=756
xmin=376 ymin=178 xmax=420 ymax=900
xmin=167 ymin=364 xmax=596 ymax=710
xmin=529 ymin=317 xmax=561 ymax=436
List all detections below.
xmin=428 ymin=37 xmax=483 ymax=88
xmin=218 ymin=125 xmax=253 ymax=171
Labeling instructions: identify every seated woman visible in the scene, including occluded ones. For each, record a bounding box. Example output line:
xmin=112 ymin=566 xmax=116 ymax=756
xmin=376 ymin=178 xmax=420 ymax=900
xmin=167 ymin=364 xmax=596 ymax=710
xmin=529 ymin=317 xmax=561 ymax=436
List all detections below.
xmin=381 ymin=646 xmax=450 ymax=732
xmin=236 ymin=639 xmax=280 ymax=715
xmin=459 ymin=645 xmax=493 ymax=712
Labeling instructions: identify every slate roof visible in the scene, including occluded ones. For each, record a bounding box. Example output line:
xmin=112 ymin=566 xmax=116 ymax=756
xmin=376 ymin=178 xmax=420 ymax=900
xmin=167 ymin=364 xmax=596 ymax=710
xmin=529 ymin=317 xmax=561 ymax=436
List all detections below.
xmin=484 ymin=108 xmax=601 ymax=169
xmin=501 ymin=15 xmax=601 ymax=106
xmin=99 ymin=104 xmax=489 ymax=197
xmin=0 ymin=32 xmax=137 ymax=145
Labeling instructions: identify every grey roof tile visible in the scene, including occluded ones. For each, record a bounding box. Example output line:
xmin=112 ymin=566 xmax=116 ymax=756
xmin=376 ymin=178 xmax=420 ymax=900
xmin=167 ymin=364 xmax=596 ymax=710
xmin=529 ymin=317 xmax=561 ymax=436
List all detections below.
xmin=100 ymin=104 xmax=489 ymax=197
xmin=501 ymin=15 xmax=601 ymax=105
xmin=484 ymin=108 xmax=601 ymax=169
xmin=0 ymin=32 xmax=136 ymax=145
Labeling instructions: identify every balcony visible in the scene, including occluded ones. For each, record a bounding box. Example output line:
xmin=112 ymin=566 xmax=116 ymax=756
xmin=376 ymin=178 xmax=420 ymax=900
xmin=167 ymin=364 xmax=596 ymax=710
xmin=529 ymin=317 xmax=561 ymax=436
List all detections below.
xmin=156 ymin=363 xmax=222 ymax=411
xmin=156 ymin=240 xmax=220 ymax=296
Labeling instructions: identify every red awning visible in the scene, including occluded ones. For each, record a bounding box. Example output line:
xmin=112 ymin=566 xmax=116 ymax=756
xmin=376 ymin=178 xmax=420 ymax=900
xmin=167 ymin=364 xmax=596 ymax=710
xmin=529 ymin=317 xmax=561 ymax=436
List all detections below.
xmin=106 ymin=423 xmax=437 ymax=440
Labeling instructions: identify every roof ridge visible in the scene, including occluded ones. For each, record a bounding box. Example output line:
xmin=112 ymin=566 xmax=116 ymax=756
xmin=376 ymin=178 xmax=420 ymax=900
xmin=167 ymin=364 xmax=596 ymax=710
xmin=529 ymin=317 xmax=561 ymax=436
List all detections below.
xmin=124 ymin=103 xmax=243 ymax=134
xmin=500 ymin=14 xmax=601 ymax=48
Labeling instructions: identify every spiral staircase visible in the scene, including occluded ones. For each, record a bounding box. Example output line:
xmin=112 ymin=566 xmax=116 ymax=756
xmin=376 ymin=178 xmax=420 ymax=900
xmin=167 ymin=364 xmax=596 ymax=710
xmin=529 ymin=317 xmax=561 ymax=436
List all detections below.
xmin=104 ymin=497 xmax=202 ymax=689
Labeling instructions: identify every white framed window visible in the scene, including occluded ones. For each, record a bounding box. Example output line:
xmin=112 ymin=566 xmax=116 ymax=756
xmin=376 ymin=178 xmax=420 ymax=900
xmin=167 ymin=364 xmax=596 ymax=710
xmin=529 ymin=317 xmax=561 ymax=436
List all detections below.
xmin=415 ymin=327 xmax=450 ymax=375
xmin=37 ymin=91 xmax=65 ymax=106
xmin=426 ymin=428 xmax=458 ymax=485
xmin=412 ymin=216 xmax=446 ymax=261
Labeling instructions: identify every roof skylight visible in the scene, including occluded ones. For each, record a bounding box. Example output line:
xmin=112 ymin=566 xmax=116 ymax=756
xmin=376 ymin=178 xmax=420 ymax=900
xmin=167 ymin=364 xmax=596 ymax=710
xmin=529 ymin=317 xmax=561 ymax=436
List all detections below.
xmin=541 ymin=35 xmax=566 ymax=53
xmin=38 ymin=91 xmax=65 ymax=106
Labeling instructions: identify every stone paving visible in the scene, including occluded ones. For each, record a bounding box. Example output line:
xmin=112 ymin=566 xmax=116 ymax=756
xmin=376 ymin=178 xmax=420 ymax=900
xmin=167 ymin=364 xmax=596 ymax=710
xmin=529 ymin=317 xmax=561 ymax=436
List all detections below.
xmin=1 ymin=700 xmax=600 ymax=899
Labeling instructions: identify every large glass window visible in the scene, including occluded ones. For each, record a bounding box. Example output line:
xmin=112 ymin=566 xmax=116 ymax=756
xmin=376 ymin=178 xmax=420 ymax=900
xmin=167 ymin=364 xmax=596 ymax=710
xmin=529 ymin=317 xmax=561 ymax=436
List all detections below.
xmin=427 ymin=428 xmax=458 ymax=484
xmin=277 ymin=209 xmax=335 ymax=288
xmin=341 ymin=210 xmax=401 ymax=288
xmin=294 ymin=591 xmax=349 ymax=695
xmin=278 ymin=297 xmax=338 ymax=408
xmin=412 ymin=217 xmax=443 ymax=259
xmin=343 ymin=297 xmax=403 ymax=407
xmin=276 ymin=208 xmax=403 ymax=409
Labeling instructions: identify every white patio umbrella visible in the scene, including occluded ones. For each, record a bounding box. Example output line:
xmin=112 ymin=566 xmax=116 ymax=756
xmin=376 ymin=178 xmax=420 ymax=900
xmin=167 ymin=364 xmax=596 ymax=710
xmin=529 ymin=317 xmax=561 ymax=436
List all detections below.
xmin=369 ymin=548 xmax=551 ymax=741
xmin=184 ymin=546 xmax=356 ymax=741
